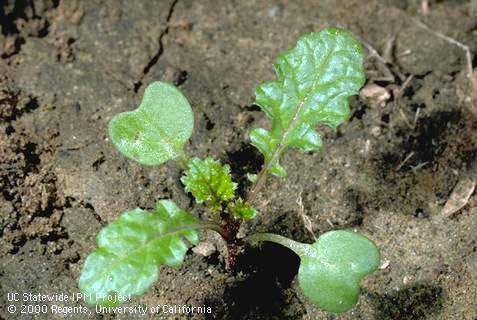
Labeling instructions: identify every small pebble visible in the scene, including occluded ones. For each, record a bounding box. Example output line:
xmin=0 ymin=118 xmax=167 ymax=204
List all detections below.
xmin=192 ymin=242 xmax=216 ymax=257
xmin=360 ymin=84 xmax=390 ymax=108
xmin=379 ymin=260 xmax=390 ymax=270
xmin=370 ymin=126 xmax=381 ymax=137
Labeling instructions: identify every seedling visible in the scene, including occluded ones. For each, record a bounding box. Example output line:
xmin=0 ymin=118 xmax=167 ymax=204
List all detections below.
xmin=79 ymin=27 xmax=380 ymax=314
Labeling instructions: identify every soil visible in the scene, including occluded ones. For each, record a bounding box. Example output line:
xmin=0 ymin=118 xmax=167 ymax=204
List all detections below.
xmin=1 ymin=0 xmax=476 ymax=319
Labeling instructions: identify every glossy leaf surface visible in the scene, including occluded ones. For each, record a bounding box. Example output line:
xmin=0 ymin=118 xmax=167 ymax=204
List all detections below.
xmin=181 ymin=157 xmax=236 ymax=211
xmin=229 ymin=198 xmax=257 ymax=220
xmin=251 ymin=28 xmax=365 ymax=176
xmin=79 ymin=200 xmax=198 ymax=306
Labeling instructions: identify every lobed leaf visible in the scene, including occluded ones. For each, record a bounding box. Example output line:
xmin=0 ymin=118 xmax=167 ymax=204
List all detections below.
xmin=251 ymin=27 xmax=365 ymax=176
xmin=79 ymin=200 xmax=199 ymax=306
xmin=297 ymin=231 xmax=380 ymax=313
xmin=229 ymin=198 xmax=257 ymax=220
xmin=109 ymin=81 xmax=194 ymax=166
xmin=181 ymin=157 xmax=237 ymax=212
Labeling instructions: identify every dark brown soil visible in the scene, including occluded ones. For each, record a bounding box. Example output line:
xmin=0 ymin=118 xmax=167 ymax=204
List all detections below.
xmin=1 ymin=0 xmax=476 ymax=319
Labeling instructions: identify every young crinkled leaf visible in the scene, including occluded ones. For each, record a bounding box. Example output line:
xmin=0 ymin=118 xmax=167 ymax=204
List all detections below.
xmin=251 ymin=27 xmax=365 ymax=177
xmin=109 ymin=81 xmax=193 ymax=166
xmin=229 ymin=198 xmax=257 ymax=220
xmin=79 ymin=200 xmax=199 ymax=306
xmin=181 ymin=157 xmax=237 ymax=212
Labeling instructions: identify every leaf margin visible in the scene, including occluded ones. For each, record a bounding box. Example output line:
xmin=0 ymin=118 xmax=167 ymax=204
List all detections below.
xmin=78 ymin=199 xmax=199 ymax=306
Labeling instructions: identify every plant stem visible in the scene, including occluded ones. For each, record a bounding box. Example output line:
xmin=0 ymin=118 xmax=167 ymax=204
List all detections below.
xmin=166 ymin=220 xmax=222 ymax=236
xmin=197 ymin=220 xmax=223 ymax=234
xmin=201 ymin=217 xmax=242 ymax=269
xmin=246 ymin=232 xmax=309 ymax=257
xmin=246 ymin=167 xmax=269 ymax=203
xmin=247 ymin=100 xmax=306 ymax=203
xmin=175 ymin=149 xmax=189 ymax=170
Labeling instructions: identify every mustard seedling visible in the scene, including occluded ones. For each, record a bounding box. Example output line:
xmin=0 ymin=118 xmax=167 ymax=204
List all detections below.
xmin=79 ymin=27 xmax=380 ymax=314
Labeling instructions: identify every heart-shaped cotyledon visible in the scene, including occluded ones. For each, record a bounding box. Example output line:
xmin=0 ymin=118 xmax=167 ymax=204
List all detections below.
xmin=248 ymin=230 xmax=380 ymax=313
xmin=108 ymin=81 xmax=194 ymax=165
xmin=297 ymin=230 xmax=380 ymax=313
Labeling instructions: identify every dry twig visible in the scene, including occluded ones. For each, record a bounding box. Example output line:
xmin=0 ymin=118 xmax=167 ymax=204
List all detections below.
xmin=420 ymin=0 xmax=430 ymax=15
xmin=396 ymin=152 xmax=415 ymax=171
xmin=442 ymin=175 xmax=476 ymax=217
xmin=361 ymin=39 xmax=396 ymax=82
xmin=296 ymin=188 xmax=317 ymax=240
xmin=413 ymin=19 xmax=475 ymax=88
xmin=394 ymin=75 xmax=414 ymax=100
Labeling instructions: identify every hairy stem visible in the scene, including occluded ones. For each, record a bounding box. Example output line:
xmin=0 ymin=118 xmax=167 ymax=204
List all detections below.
xmin=247 ymin=232 xmax=309 ymax=257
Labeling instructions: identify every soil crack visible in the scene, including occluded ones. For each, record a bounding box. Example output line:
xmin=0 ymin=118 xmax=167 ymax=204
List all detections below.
xmin=133 ymin=0 xmax=180 ymax=93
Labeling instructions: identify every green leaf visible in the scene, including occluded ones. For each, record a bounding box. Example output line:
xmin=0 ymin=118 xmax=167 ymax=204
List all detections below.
xmin=249 ymin=230 xmax=379 ymax=313
xmin=246 ymin=173 xmax=258 ymax=183
xmin=251 ymin=27 xmax=365 ymax=176
xmin=229 ymin=198 xmax=257 ymax=220
xmin=79 ymin=200 xmax=199 ymax=306
xmin=181 ymin=157 xmax=237 ymax=212
xmin=298 ymin=231 xmax=380 ymax=313
xmin=109 ymin=81 xmax=194 ymax=166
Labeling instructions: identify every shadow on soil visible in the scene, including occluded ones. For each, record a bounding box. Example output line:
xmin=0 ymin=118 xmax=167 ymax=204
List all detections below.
xmin=204 ymin=242 xmax=303 ymax=320
xmin=371 ymin=283 xmax=444 ymax=320
xmin=379 ymin=111 xmax=462 ymax=175
xmin=226 ymin=143 xmax=263 ymax=198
